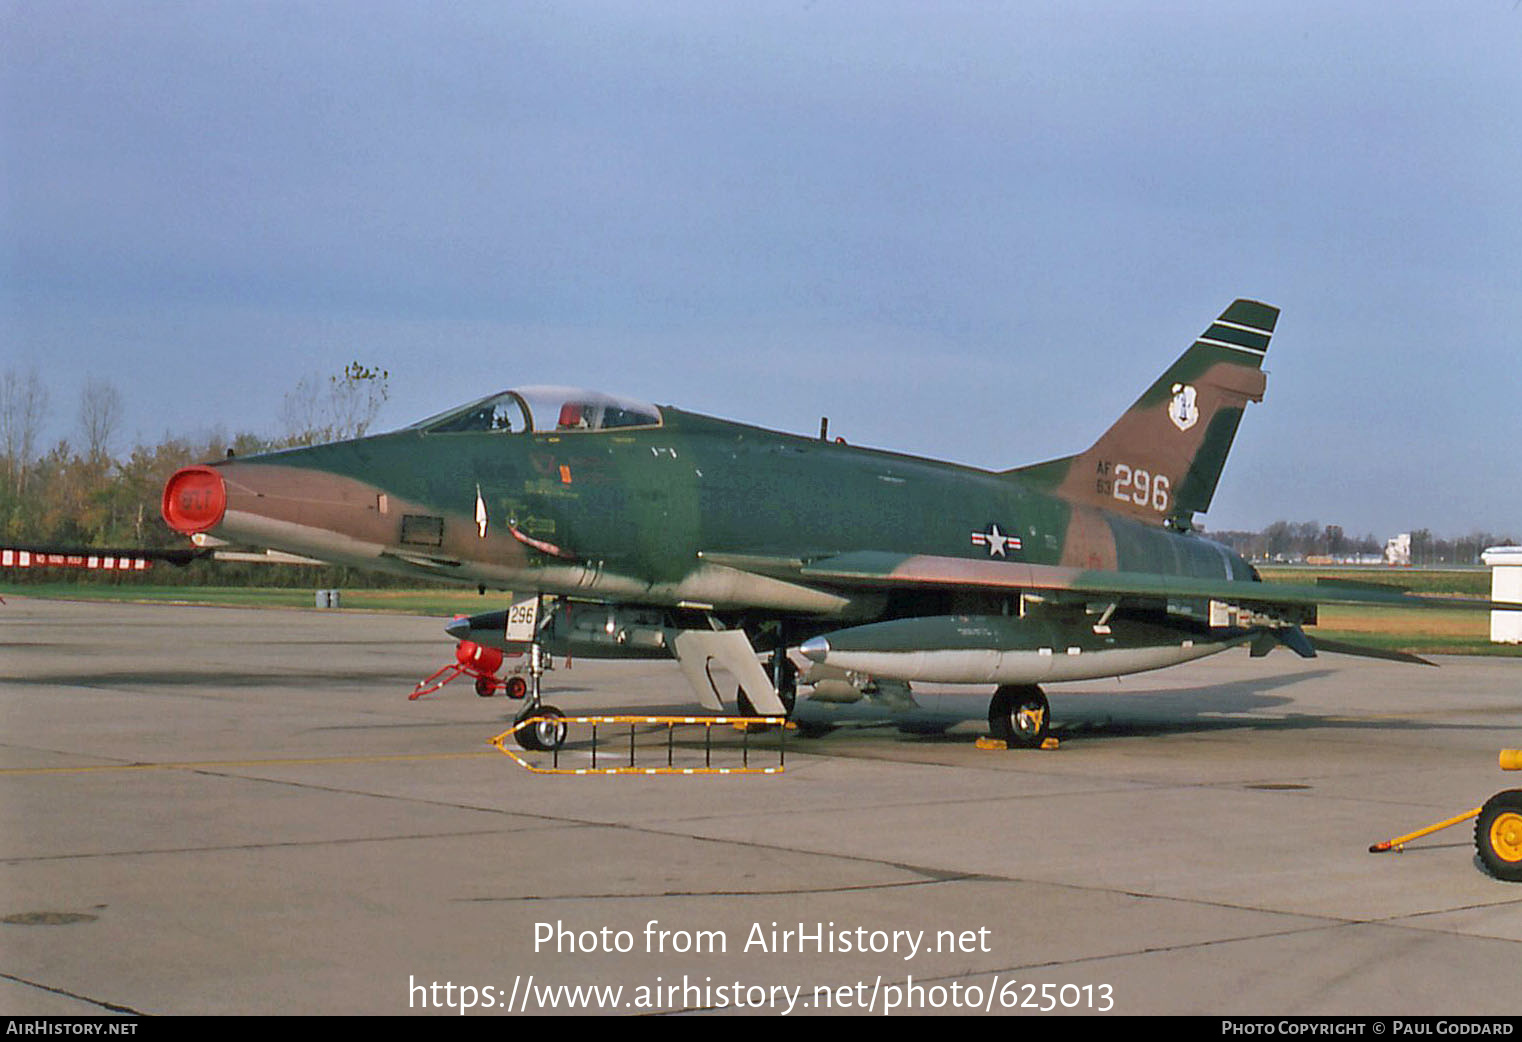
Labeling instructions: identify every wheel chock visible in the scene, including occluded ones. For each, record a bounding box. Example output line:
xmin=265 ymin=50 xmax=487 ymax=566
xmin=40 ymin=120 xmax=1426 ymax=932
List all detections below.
xmin=975 ymin=736 xmax=1060 ymax=751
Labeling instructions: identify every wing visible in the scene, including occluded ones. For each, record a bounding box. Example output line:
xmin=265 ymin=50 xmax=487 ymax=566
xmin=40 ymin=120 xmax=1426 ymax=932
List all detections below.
xmin=793 ymin=551 xmax=1501 ymax=611
xmin=704 ymin=549 xmax=1499 ymax=611
xmin=701 ymin=549 xmax=1506 ymax=668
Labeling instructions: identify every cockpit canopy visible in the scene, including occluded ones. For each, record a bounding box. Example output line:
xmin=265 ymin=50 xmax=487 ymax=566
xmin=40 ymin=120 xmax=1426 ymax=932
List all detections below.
xmin=413 ymin=386 xmax=663 ymax=435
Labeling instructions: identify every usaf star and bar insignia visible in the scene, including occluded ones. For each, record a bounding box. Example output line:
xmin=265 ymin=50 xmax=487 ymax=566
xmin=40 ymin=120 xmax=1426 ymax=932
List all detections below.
xmin=970 ymin=523 xmax=1022 ymax=557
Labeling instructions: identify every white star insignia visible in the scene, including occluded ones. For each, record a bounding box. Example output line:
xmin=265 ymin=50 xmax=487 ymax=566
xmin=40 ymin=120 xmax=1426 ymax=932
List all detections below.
xmin=970 ymin=523 xmax=1022 ymax=557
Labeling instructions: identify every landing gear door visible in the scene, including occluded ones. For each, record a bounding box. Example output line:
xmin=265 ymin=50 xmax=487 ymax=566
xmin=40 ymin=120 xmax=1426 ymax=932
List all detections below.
xmin=669 ymin=629 xmax=786 ymax=716
xmin=505 ymin=595 xmax=540 ymax=643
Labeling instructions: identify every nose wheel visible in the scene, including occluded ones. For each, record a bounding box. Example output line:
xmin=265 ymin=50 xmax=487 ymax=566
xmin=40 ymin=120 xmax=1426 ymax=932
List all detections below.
xmin=514 ymin=704 xmax=567 ymax=752
xmin=510 ymin=636 xmax=567 ymax=752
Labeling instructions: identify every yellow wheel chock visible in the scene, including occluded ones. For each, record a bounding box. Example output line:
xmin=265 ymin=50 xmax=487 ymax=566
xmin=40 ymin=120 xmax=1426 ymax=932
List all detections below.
xmin=1368 ymin=750 xmax=1522 ymax=882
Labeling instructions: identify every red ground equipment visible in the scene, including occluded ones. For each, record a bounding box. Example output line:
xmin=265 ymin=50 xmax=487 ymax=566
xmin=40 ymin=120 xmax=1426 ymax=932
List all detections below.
xmin=410 ymin=634 xmax=528 ymax=700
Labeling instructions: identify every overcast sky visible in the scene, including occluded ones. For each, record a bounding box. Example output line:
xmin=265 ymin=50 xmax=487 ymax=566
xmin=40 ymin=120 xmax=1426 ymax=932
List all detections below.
xmin=3 ymin=2 xmax=1520 ymax=537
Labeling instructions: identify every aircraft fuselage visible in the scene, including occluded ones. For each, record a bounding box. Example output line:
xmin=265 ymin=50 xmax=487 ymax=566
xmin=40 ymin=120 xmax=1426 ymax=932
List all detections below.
xmin=168 ymin=406 xmax=1254 ymax=629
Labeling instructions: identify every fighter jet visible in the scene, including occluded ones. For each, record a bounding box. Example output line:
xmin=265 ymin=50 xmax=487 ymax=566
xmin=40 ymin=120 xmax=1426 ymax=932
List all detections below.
xmin=158 ymin=299 xmax=1479 ymax=750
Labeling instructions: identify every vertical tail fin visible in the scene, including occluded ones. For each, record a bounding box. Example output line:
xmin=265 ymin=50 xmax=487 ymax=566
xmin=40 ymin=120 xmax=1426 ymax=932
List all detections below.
xmin=1008 ymin=299 xmax=1278 ymax=527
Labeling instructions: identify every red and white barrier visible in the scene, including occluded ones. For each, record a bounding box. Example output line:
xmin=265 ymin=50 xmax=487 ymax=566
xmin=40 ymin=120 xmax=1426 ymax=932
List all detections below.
xmin=2 ymin=548 xmax=151 ymax=571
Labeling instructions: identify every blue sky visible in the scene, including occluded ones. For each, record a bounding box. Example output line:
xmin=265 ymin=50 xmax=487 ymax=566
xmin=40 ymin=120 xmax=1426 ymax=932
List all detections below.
xmin=3 ymin=2 xmax=1520 ymax=536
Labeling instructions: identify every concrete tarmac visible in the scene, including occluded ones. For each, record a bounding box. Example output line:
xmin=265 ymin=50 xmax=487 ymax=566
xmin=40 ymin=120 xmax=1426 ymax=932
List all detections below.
xmin=3 ymin=596 xmax=1521 ymax=1016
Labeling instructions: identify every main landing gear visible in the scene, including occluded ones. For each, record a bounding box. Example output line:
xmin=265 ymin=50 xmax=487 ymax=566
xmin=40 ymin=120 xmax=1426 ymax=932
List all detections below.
xmin=988 ymin=684 xmax=1050 ymax=749
xmin=512 ymin=641 xmax=567 ymax=752
xmin=736 ymin=652 xmax=798 ymax=719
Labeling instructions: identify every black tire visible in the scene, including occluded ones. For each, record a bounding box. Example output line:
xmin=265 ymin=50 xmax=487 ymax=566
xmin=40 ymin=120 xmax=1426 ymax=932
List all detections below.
xmin=736 ymin=686 xmax=795 ymax=722
xmin=988 ymin=685 xmax=1050 ymax=749
xmin=475 ymin=676 xmax=497 ymax=698
xmin=737 ymin=655 xmax=798 ymax=719
xmin=504 ymin=676 xmax=528 ymax=700
xmin=513 ymin=710 xmax=544 ymax=751
xmin=778 ymin=684 xmax=797 ymax=716
xmin=513 ymin=705 xmax=568 ymax=752
xmin=775 ymin=654 xmax=798 ymax=717
xmin=1476 ymin=789 xmax=1522 ymax=882
xmin=735 ymin=689 xmax=770 ymax=732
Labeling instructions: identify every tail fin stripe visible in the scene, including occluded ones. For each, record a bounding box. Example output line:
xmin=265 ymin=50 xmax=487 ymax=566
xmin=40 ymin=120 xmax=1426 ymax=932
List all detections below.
xmin=1213 ymin=317 xmax=1275 ymax=338
xmin=1196 ymin=335 xmax=1267 ymax=357
xmin=1202 ymin=324 xmax=1271 ymax=352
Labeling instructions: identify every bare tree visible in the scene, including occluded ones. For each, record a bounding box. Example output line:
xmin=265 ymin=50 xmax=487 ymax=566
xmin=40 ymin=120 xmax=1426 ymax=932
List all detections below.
xmin=1 ymin=363 xmax=50 ymax=494
xmin=78 ymin=377 xmax=123 ymax=463
xmin=280 ymin=361 xmax=390 ymax=447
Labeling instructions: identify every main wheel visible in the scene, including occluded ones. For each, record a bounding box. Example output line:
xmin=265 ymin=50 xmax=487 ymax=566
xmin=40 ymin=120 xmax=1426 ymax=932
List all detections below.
xmin=1476 ymin=789 xmax=1522 ymax=882
xmin=514 ymin=705 xmax=568 ymax=752
xmin=736 ymin=686 xmax=796 ymax=720
xmin=988 ymin=685 xmax=1050 ymax=749
xmin=737 ymin=654 xmax=798 ymax=719
xmin=735 ymin=689 xmax=771 ymax=732
xmin=774 ymin=653 xmax=798 ymax=717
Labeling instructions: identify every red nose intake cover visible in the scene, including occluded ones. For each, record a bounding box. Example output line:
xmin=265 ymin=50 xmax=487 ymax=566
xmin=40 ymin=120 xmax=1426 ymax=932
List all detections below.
xmin=162 ymin=466 xmax=227 ymax=534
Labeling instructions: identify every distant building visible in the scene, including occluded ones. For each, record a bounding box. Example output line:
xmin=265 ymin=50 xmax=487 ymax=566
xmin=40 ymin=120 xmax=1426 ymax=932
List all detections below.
xmin=1481 ymin=546 xmax=1522 ymax=644
xmin=1384 ymin=533 xmax=1411 ymax=567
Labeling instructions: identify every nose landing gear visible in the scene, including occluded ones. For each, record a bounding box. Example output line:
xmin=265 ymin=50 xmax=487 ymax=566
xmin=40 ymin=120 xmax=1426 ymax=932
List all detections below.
xmin=512 ymin=640 xmax=567 ymax=752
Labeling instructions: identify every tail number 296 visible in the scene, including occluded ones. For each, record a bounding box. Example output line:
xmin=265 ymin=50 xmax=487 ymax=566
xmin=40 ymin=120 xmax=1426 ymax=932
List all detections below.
xmin=1113 ymin=464 xmax=1170 ymax=513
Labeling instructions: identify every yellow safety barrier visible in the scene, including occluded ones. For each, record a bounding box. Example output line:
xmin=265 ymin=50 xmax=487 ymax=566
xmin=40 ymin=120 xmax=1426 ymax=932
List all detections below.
xmin=489 ymin=714 xmax=793 ymax=775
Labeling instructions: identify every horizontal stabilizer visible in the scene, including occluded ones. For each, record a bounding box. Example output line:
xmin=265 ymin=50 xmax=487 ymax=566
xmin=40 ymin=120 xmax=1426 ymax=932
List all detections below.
xmin=1316 ymin=577 xmax=1411 ymax=595
xmin=1305 ymin=636 xmax=1435 ymax=667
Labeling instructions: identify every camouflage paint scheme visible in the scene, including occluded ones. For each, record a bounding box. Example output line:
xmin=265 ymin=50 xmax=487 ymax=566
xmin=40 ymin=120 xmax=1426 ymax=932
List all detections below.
xmin=176 ymin=303 xmax=1278 ymax=607
xmin=159 ymin=300 xmax=1484 ymax=738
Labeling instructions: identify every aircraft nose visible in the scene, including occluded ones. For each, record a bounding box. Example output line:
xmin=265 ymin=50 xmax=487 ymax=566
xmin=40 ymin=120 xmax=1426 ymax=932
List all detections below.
xmin=446 ymin=610 xmax=509 ymax=644
xmin=162 ymin=466 xmax=228 ymax=535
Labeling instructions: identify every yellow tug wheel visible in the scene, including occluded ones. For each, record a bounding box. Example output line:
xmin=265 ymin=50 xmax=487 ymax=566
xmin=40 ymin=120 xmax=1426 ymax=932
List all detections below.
xmin=1475 ymin=790 xmax=1522 ymax=882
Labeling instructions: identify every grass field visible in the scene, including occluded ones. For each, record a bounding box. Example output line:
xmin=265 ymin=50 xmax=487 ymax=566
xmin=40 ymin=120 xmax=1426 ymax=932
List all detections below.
xmin=6 ymin=568 xmax=1522 ymax=657
xmin=1256 ymin=565 xmax=1492 ymax=596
